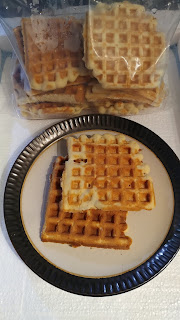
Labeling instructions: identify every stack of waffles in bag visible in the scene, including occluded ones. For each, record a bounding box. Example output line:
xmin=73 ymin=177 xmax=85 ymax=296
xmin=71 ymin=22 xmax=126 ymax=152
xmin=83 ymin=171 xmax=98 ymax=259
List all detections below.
xmin=13 ymin=18 xmax=91 ymax=118
xmin=83 ymin=1 xmax=166 ymax=115
xmin=41 ymin=134 xmax=155 ymax=250
xmin=13 ymin=1 xmax=166 ymax=118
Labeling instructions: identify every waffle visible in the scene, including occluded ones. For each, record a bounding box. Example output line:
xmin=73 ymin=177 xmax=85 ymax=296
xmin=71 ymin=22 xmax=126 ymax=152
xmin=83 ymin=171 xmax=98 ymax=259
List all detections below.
xmin=94 ymin=101 xmax=147 ymax=115
xmin=13 ymin=61 xmax=91 ymax=96
xmin=18 ymin=102 xmax=88 ymax=119
xmin=13 ymin=62 xmax=89 ymax=106
xmin=14 ymin=24 xmax=92 ymax=90
xmin=13 ymin=27 xmax=92 ymax=92
xmin=89 ymin=81 xmax=165 ymax=106
xmin=84 ymin=1 xmax=166 ymax=89
xmin=61 ymin=134 xmax=155 ymax=212
xmin=41 ymin=156 xmax=132 ymax=249
xmin=13 ymin=26 xmax=24 ymax=62
xmin=16 ymin=83 xmax=87 ymax=105
xmin=22 ymin=17 xmax=89 ymax=91
xmin=86 ymin=82 xmax=165 ymax=107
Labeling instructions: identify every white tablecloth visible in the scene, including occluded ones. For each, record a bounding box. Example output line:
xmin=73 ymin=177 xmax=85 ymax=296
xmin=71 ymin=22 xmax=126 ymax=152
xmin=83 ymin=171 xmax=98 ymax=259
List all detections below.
xmin=0 ymin=30 xmax=180 ymax=320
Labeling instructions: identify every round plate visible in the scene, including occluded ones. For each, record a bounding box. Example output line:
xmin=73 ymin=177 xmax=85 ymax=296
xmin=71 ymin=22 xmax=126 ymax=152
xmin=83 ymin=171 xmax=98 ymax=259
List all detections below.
xmin=4 ymin=114 xmax=180 ymax=296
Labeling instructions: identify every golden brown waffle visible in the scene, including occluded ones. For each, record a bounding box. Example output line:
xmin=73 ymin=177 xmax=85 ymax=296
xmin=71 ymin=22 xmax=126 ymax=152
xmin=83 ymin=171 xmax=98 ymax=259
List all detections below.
xmin=94 ymin=101 xmax=147 ymax=115
xmin=13 ymin=63 xmax=88 ymax=108
xmin=18 ymin=102 xmax=88 ymax=119
xmin=61 ymin=134 xmax=155 ymax=212
xmin=84 ymin=1 xmax=166 ymax=89
xmin=88 ymin=81 xmax=165 ymax=107
xmin=13 ymin=26 xmax=92 ymax=91
xmin=13 ymin=64 xmax=89 ymax=119
xmin=17 ymin=84 xmax=87 ymax=105
xmin=22 ymin=17 xmax=89 ymax=91
xmin=86 ymin=83 xmax=165 ymax=107
xmin=13 ymin=26 xmax=24 ymax=62
xmin=13 ymin=62 xmax=91 ymax=98
xmin=41 ymin=156 xmax=132 ymax=249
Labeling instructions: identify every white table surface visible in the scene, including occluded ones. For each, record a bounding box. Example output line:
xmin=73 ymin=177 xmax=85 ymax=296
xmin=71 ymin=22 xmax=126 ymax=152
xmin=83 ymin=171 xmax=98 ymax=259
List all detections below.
xmin=1 ymin=38 xmax=180 ymax=320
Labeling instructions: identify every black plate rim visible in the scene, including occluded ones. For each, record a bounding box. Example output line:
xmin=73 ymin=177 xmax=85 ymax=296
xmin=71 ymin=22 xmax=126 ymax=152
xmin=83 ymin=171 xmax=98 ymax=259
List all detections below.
xmin=4 ymin=114 xmax=180 ymax=296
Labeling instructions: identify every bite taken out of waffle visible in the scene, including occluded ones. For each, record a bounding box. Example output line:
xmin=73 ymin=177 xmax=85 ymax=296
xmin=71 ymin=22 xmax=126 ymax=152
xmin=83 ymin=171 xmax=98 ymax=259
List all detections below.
xmin=41 ymin=156 xmax=132 ymax=250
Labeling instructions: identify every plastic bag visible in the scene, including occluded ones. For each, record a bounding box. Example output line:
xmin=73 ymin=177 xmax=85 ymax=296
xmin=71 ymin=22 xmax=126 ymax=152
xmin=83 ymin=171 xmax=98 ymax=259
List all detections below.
xmin=0 ymin=0 xmax=180 ymax=119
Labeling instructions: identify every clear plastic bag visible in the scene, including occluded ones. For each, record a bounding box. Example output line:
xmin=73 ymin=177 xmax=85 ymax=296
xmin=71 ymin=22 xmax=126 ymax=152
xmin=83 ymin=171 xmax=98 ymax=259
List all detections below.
xmin=0 ymin=0 xmax=180 ymax=119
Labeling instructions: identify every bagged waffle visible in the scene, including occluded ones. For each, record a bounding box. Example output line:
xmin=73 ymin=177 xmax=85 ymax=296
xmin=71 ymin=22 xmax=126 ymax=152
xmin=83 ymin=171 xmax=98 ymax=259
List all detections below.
xmin=0 ymin=0 xmax=180 ymax=119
